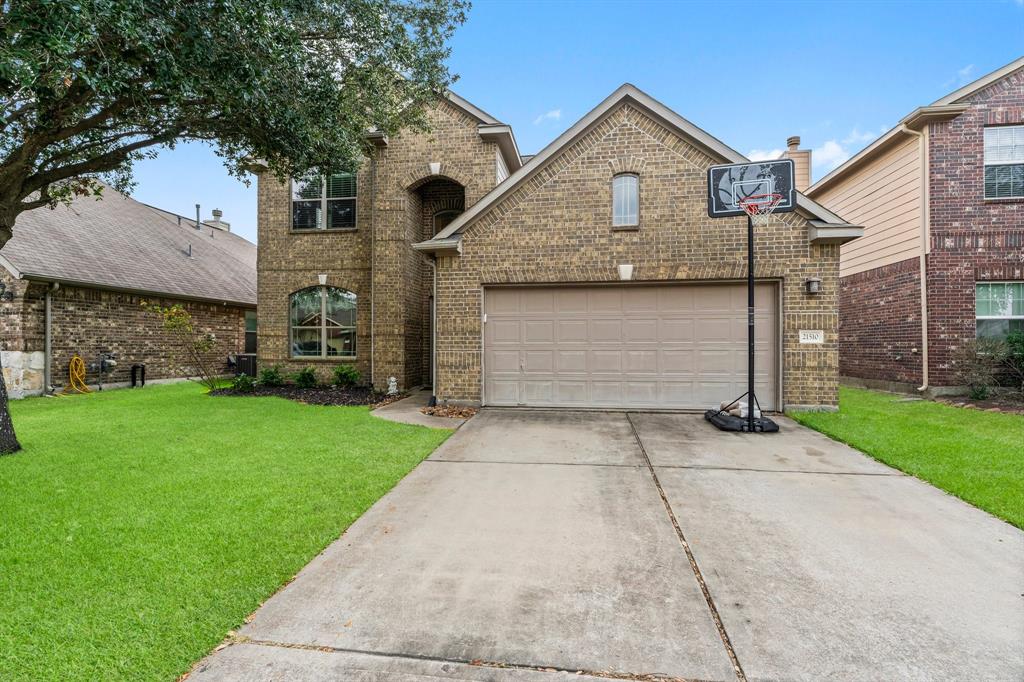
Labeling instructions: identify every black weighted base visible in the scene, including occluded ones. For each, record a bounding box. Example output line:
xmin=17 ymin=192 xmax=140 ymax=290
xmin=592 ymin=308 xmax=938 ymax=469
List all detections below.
xmin=704 ymin=410 xmax=780 ymax=433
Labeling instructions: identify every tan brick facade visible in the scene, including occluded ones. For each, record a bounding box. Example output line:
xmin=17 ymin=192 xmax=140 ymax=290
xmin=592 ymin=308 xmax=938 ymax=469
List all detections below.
xmin=434 ymin=103 xmax=840 ymax=409
xmin=256 ymin=100 xmax=500 ymax=387
xmin=257 ymin=94 xmax=842 ymax=408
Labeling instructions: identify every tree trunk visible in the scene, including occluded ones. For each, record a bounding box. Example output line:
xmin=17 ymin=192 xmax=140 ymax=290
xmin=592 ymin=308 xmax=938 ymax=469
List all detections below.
xmin=0 ymin=360 xmax=22 ymax=455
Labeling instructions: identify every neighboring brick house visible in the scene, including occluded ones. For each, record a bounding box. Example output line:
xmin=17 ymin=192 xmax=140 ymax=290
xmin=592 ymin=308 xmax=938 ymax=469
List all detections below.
xmin=0 ymin=188 xmax=256 ymax=397
xmin=256 ymin=85 xmax=861 ymax=410
xmin=808 ymin=57 xmax=1024 ymax=394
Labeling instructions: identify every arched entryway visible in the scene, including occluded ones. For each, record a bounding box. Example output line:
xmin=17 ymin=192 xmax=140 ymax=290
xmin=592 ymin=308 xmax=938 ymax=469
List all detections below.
xmin=410 ymin=178 xmax=465 ymax=389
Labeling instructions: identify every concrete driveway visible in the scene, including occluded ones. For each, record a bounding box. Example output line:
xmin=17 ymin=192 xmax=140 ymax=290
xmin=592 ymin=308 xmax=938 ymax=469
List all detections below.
xmin=192 ymin=410 xmax=1024 ymax=682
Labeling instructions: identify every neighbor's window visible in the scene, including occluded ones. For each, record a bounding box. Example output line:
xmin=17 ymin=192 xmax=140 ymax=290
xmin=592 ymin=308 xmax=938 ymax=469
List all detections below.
xmin=976 ymin=282 xmax=1024 ymax=339
xmin=983 ymin=126 xmax=1024 ymax=199
xmin=290 ymin=286 xmax=357 ymax=358
xmin=612 ymin=174 xmax=639 ymax=227
xmin=244 ymin=310 xmax=257 ymax=354
xmin=292 ymin=173 xmax=357 ymax=230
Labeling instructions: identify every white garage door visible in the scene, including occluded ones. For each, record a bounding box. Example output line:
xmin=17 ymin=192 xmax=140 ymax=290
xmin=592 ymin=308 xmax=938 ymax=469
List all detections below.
xmin=483 ymin=284 xmax=778 ymax=410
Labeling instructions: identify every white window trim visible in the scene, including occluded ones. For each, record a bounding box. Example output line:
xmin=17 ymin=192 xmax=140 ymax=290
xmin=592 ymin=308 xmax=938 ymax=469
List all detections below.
xmin=291 ymin=175 xmax=357 ymax=230
xmin=612 ymin=173 xmax=639 ymax=227
xmin=290 ymin=286 xmax=357 ymax=359
xmin=983 ymin=125 xmax=1024 ymax=199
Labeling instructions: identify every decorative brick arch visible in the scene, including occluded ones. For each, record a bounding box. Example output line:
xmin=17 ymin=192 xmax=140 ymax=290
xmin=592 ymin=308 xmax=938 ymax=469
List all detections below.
xmin=608 ymin=155 xmax=647 ymax=176
xmin=400 ymin=161 xmax=474 ymax=192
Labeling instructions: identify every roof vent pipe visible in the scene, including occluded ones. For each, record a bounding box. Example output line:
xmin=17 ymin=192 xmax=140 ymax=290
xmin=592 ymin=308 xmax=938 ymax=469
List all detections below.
xmin=195 ymin=203 xmax=202 ymax=230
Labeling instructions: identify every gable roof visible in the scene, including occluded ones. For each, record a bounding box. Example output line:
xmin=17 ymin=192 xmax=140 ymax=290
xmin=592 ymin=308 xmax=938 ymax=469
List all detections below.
xmin=0 ymin=187 xmax=257 ymax=306
xmin=808 ymin=56 xmax=1024 ymax=197
xmin=420 ymin=83 xmax=853 ymax=250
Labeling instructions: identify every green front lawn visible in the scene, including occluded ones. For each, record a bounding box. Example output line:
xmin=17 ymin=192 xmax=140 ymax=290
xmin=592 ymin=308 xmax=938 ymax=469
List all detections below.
xmin=790 ymin=387 xmax=1024 ymax=529
xmin=0 ymin=383 xmax=451 ymax=681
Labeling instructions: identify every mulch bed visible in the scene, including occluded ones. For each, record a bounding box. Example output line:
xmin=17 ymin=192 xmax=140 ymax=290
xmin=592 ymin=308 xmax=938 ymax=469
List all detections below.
xmin=211 ymin=384 xmax=404 ymax=408
xmin=420 ymin=405 xmax=478 ymax=419
xmin=936 ymin=392 xmax=1024 ymax=415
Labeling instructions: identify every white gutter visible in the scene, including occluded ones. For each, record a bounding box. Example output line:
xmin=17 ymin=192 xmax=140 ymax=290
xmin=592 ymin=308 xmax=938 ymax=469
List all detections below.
xmin=901 ymin=123 xmax=930 ymax=392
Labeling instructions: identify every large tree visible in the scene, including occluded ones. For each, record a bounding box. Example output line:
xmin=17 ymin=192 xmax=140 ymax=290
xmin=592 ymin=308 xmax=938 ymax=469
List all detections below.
xmin=0 ymin=0 xmax=468 ymax=454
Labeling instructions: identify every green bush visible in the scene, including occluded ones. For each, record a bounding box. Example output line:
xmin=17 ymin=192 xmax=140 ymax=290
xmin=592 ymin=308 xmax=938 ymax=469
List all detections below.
xmin=258 ymin=364 xmax=285 ymax=387
xmin=1005 ymin=331 xmax=1024 ymax=391
xmin=332 ymin=364 xmax=361 ymax=388
xmin=952 ymin=338 xmax=1005 ymax=401
xmin=293 ymin=366 xmax=318 ymax=389
xmin=231 ymin=373 xmax=256 ymax=393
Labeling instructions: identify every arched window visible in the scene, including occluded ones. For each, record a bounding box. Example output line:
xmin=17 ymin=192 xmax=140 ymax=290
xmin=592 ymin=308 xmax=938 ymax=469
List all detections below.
xmin=433 ymin=209 xmax=461 ymax=234
xmin=290 ymin=287 xmax=356 ymax=358
xmin=612 ymin=174 xmax=639 ymax=227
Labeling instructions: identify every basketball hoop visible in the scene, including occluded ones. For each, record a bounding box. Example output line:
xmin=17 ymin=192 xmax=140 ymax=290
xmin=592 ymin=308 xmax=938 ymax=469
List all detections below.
xmin=738 ymin=193 xmax=783 ymax=227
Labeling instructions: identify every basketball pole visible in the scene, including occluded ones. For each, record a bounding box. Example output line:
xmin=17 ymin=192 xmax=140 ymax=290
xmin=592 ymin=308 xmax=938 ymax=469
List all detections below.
xmin=746 ymin=213 xmax=755 ymax=433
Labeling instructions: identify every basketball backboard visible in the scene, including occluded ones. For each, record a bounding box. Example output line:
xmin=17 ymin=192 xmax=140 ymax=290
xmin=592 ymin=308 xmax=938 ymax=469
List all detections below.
xmin=707 ymin=159 xmax=796 ymax=218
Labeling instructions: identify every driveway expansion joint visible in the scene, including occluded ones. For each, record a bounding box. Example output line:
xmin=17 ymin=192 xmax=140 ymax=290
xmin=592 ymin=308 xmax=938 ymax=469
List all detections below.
xmin=236 ymin=637 xmax=713 ymax=682
xmin=651 ymin=464 xmax=904 ymax=477
xmin=626 ymin=412 xmax=747 ymax=682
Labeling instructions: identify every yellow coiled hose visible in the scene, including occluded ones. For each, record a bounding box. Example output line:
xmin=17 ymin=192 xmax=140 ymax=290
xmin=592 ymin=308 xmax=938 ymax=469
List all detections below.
xmin=63 ymin=355 xmax=91 ymax=394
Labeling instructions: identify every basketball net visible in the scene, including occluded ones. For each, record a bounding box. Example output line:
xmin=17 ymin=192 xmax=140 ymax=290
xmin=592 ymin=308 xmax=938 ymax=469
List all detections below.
xmin=738 ymin=193 xmax=783 ymax=227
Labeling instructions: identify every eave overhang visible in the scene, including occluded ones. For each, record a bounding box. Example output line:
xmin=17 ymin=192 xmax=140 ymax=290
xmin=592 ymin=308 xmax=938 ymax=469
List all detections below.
xmin=807 ymin=221 xmax=864 ymax=245
xmin=478 ymin=124 xmax=523 ymax=172
xmin=412 ymin=236 xmax=462 ymax=257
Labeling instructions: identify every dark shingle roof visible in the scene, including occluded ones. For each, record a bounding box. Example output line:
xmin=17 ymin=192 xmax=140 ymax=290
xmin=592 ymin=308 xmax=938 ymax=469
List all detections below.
xmin=0 ymin=187 xmax=256 ymax=306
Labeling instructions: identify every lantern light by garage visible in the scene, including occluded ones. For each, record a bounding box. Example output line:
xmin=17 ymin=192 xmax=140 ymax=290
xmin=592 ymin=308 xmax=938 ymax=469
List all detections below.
xmin=805 ymin=277 xmax=822 ymax=295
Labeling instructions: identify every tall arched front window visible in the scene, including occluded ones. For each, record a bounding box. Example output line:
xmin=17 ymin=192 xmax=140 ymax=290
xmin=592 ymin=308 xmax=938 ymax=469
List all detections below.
xmin=290 ymin=287 xmax=356 ymax=358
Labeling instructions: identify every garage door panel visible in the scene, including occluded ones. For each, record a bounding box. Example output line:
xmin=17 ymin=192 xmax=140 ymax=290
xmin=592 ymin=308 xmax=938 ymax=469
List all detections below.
xmin=489 ymin=350 xmax=520 ymax=373
xmin=626 ymin=350 xmax=658 ymax=372
xmin=626 ymin=319 xmax=659 ymax=343
xmin=484 ymin=284 xmax=778 ymax=410
xmin=660 ymin=318 xmax=695 ymax=343
xmin=489 ymin=320 xmax=520 ymax=344
xmin=590 ymin=319 xmax=623 ymax=343
xmin=524 ymin=320 xmax=554 ymax=343
xmin=524 ymin=350 xmax=553 ymax=373
xmin=662 ymin=349 xmax=696 ymax=374
xmin=557 ymin=320 xmax=588 ymax=343
xmin=591 ymin=350 xmax=623 ymax=373
xmin=556 ymin=350 xmax=587 ymax=372
xmin=556 ymin=381 xmax=588 ymax=403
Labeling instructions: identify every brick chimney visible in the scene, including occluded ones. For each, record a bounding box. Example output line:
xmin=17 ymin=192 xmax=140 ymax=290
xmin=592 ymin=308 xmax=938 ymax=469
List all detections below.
xmin=203 ymin=208 xmax=231 ymax=232
xmin=781 ymin=136 xmax=811 ymax=192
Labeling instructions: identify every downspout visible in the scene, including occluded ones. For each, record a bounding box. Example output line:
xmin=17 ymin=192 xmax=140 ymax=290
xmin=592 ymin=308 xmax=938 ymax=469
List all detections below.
xmin=369 ymin=153 xmax=378 ymax=389
xmin=44 ymin=282 xmax=58 ymax=394
xmin=430 ymin=256 xmax=438 ymax=406
xmin=901 ymin=124 xmax=929 ymax=393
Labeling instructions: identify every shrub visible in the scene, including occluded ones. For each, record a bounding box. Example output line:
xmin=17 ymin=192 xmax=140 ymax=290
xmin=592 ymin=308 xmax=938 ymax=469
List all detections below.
xmin=293 ymin=366 xmax=318 ymax=389
xmin=231 ymin=373 xmax=256 ymax=393
xmin=1003 ymin=331 xmax=1024 ymax=392
xmin=952 ymin=338 xmax=1006 ymax=401
xmin=332 ymin=364 xmax=361 ymax=388
xmin=141 ymin=301 xmax=221 ymax=390
xmin=259 ymin=365 xmax=285 ymax=387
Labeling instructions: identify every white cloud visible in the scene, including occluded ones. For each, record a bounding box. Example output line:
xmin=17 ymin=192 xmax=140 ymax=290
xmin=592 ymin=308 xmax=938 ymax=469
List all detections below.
xmin=813 ymin=140 xmax=851 ymax=172
xmin=532 ymin=109 xmax=561 ymax=125
xmin=842 ymin=127 xmax=879 ymax=146
xmin=747 ymin=148 xmax=784 ymax=161
xmin=945 ymin=64 xmax=975 ymax=88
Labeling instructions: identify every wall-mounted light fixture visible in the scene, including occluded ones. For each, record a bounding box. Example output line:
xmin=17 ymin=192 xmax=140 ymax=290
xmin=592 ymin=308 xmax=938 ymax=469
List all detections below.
xmin=805 ymin=277 xmax=822 ymax=295
xmin=618 ymin=264 xmax=634 ymax=281
xmin=318 ymin=273 xmax=328 ymax=286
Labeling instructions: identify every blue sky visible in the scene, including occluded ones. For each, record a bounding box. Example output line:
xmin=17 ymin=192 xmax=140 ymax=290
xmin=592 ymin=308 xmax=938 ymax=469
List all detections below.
xmin=130 ymin=0 xmax=1024 ymax=243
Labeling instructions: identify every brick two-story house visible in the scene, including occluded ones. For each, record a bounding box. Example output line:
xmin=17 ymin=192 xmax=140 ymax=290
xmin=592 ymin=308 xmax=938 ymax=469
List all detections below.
xmin=808 ymin=57 xmax=1024 ymax=393
xmin=256 ymin=84 xmax=861 ymax=410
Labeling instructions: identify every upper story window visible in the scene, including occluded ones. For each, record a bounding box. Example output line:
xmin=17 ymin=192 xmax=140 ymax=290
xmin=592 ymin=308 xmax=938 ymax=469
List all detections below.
xmin=976 ymin=282 xmax=1023 ymax=339
xmin=290 ymin=286 xmax=357 ymax=358
xmin=612 ymin=174 xmax=639 ymax=227
xmin=292 ymin=173 xmax=357 ymax=230
xmin=433 ymin=209 xmax=461 ymax=234
xmin=983 ymin=126 xmax=1024 ymax=199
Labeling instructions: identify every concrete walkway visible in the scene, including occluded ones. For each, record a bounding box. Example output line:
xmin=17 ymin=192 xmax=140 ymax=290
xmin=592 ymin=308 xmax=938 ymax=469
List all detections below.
xmin=372 ymin=389 xmax=469 ymax=429
xmin=192 ymin=411 xmax=1024 ymax=681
